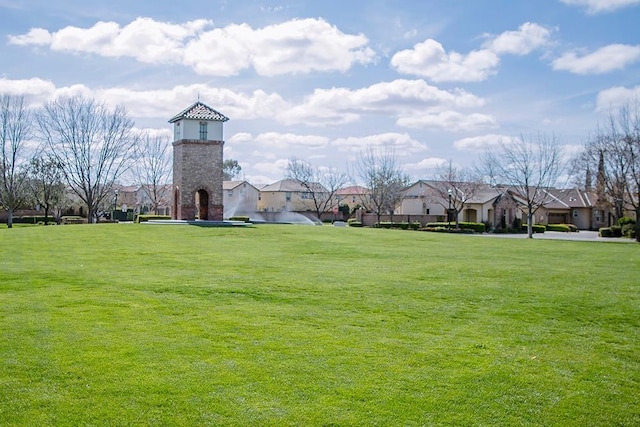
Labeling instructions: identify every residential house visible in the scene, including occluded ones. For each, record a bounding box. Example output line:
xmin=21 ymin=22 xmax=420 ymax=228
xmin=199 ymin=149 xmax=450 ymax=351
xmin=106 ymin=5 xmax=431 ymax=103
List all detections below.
xmin=258 ymin=178 xmax=328 ymax=213
xmin=492 ymin=186 xmax=611 ymax=230
xmin=335 ymin=185 xmax=370 ymax=213
xmin=136 ymin=184 xmax=172 ymax=216
xmin=399 ymin=180 xmax=501 ymax=224
xmin=223 ymin=180 xmax=260 ymax=218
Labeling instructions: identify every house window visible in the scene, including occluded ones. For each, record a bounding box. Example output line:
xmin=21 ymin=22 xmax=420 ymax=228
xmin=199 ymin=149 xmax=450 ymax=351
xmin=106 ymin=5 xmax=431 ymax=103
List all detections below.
xmin=286 ymin=192 xmax=291 ymax=202
xmin=595 ymin=210 xmax=602 ymax=222
xmin=258 ymin=194 xmax=261 ymax=201
xmin=199 ymin=122 xmax=208 ymax=140
xmin=228 ymin=190 xmax=233 ymax=197
xmin=301 ymin=192 xmax=313 ymax=199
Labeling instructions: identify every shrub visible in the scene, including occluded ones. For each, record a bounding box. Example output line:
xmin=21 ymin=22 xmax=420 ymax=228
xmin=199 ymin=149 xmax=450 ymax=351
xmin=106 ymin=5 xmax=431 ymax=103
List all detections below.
xmin=611 ymin=225 xmax=623 ymax=237
xmin=599 ymin=227 xmax=612 ymax=237
xmin=12 ymin=215 xmax=57 ymax=224
xmin=546 ymin=224 xmax=571 ymax=232
xmin=621 ymin=223 xmax=636 ymax=238
xmin=521 ymin=224 xmax=546 ymax=233
xmin=424 ymin=222 xmax=485 ymax=233
xmin=229 ymin=216 xmax=251 ymax=223
xmin=348 ymin=221 xmax=363 ymax=227
xmin=135 ymin=214 xmax=172 ymax=223
xmin=347 ymin=218 xmax=359 ymax=224
xmin=618 ymin=216 xmax=635 ymax=227
xmin=410 ymin=222 xmax=421 ymax=230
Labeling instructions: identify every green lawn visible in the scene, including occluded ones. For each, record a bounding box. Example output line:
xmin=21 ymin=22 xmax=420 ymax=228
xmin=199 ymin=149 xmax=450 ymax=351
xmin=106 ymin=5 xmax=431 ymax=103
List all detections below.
xmin=1 ymin=224 xmax=639 ymax=426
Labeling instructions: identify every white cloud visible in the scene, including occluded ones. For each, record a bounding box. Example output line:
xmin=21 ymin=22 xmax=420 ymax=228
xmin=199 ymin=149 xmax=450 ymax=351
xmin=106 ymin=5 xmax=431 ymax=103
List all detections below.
xmin=0 ymin=78 xmax=491 ymax=131
xmin=596 ymin=86 xmax=640 ymax=111
xmin=391 ymin=39 xmax=499 ymax=82
xmin=331 ymin=132 xmax=427 ymax=153
xmin=560 ymin=0 xmax=640 ymax=14
xmin=390 ymin=23 xmax=551 ymax=82
xmin=131 ymin=127 xmax=172 ymax=139
xmin=278 ymin=79 xmax=486 ymax=126
xmin=228 ymin=132 xmax=254 ymax=144
xmin=253 ymin=132 xmax=330 ymax=149
xmin=453 ymin=134 xmax=511 ymax=151
xmin=9 ymin=17 xmax=375 ymax=76
xmin=397 ymin=111 xmax=497 ymax=132
xmin=7 ymin=28 xmax=52 ymax=45
xmin=552 ymin=44 xmax=640 ymax=74
xmin=252 ymin=158 xmax=289 ymax=175
xmin=404 ymin=157 xmax=449 ymax=173
xmin=482 ymin=22 xmax=552 ymax=55
xmin=95 ymin=84 xmax=290 ymax=120
xmin=0 ymin=77 xmax=56 ymax=97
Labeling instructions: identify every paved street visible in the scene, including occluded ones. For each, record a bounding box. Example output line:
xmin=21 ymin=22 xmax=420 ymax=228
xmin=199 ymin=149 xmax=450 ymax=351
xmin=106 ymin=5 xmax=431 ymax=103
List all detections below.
xmin=475 ymin=230 xmax=637 ymax=243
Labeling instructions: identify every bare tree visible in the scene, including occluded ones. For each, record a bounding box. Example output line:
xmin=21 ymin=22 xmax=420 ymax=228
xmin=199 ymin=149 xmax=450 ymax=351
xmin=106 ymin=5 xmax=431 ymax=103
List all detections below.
xmin=616 ymin=102 xmax=640 ymax=241
xmin=354 ymin=146 xmax=409 ymax=225
xmin=27 ymin=155 xmax=66 ymax=225
xmin=481 ymin=134 xmax=565 ymax=238
xmin=287 ymin=157 xmax=348 ymax=221
xmin=429 ymin=161 xmax=482 ymax=229
xmin=223 ymin=159 xmax=242 ymax=181
xmin=0 ymin=95 xmax=31 ymax=228
xmin=576 ymin=101 xmax=640 ymax=240
xmin=132 ymin=131 xmax=172 ymax=215
xmin=37 ymin=96 xmax=137 ymax=223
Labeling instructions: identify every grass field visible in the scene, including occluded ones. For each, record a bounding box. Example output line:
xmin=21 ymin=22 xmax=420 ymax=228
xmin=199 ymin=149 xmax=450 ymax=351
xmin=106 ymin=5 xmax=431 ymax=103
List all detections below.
xmin=1 ymin=223 xmax=639 ymax=426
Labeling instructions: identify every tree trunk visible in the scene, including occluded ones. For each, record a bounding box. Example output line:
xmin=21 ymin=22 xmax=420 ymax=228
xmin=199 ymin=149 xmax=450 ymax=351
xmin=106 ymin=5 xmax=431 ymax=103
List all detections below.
xmin=636 ymin=208 xmax=640 ymax=242
xmin=527 ymin=210 xmax=534 ymax=238
xmin=7 ymin=211 xmax=13 ymax=229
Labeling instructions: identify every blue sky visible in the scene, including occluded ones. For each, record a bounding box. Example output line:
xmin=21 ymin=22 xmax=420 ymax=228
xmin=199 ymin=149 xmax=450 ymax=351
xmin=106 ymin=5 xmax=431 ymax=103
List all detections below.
xmin=2 ymin=0 xmax=640 ymax=184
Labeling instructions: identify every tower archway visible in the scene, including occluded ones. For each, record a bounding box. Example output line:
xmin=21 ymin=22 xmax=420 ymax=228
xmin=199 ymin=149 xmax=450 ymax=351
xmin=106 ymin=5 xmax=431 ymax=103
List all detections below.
xmin=196 ymin=189 xmax=209 ymax=220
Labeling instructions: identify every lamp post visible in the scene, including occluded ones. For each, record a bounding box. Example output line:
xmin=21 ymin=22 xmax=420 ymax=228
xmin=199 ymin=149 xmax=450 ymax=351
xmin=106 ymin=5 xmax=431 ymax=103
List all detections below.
xmin=447 ymin=188 xmax=452 ymax=230
xmin=113 ymin=190 xmax=118 ymax=221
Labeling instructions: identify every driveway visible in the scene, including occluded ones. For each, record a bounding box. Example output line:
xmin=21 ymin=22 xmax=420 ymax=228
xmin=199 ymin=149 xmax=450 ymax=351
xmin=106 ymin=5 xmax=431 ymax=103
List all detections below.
xmin=476 ymin=230 xmax=637 ymax=243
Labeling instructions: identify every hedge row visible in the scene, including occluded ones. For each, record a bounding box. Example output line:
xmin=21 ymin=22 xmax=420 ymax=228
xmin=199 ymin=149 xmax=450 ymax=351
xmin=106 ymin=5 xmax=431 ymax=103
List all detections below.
xmin=424 ymin=222 xmax=486 ymax=233
xmin=599 ymin=227 xmax=621 ymax=238
xmin=347 ymin=218 xmax=364 ymax=227
xmin=10 ymin=215 xmax=57 ymax=224
xmin=229 ymin=216 xmax=251 ymax=223
xmin=546 ymin=223 xmax=578 ymax=232
xmin=522 ymin=224 xmax=546 ymax=233
xmin=599 ymin=224 xmax=636 ymax=238
xmin=374 ymin=221 xmax=422 ymax=230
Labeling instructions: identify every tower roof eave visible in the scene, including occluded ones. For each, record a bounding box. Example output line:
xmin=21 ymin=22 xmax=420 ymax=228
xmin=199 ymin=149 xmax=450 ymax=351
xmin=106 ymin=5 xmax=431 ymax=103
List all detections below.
xmin=169 ymin=101 xmax=229 ymax=123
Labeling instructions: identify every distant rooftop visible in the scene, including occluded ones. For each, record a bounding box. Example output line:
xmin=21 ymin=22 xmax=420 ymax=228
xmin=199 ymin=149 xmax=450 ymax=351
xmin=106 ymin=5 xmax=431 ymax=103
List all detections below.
xmin=169 ymin=101 xmax=229 ymax=123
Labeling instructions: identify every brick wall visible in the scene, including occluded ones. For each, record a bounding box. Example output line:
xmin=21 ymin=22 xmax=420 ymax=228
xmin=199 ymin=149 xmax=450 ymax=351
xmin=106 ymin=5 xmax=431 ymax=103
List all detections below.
xmin=172 ymin=139 xmax=224 ymax=221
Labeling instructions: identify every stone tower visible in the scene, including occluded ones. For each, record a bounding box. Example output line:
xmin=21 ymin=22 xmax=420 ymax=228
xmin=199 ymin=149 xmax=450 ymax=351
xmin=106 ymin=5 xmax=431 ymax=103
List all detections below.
xmin=169 ymin=102 xmax=229 ymax=221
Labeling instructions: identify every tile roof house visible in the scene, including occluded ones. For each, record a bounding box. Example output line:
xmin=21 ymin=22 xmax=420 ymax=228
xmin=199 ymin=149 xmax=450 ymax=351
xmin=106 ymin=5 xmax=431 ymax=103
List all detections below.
xmin=399 ymin=180 xmax=501 ymax=223
xmin=492 ymin=186 xmax=610 ymax=230
xmin=258 ymin=178 xmax=328 ymax=213
xmin=335 ymin=185 xmax=370 ymax=212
